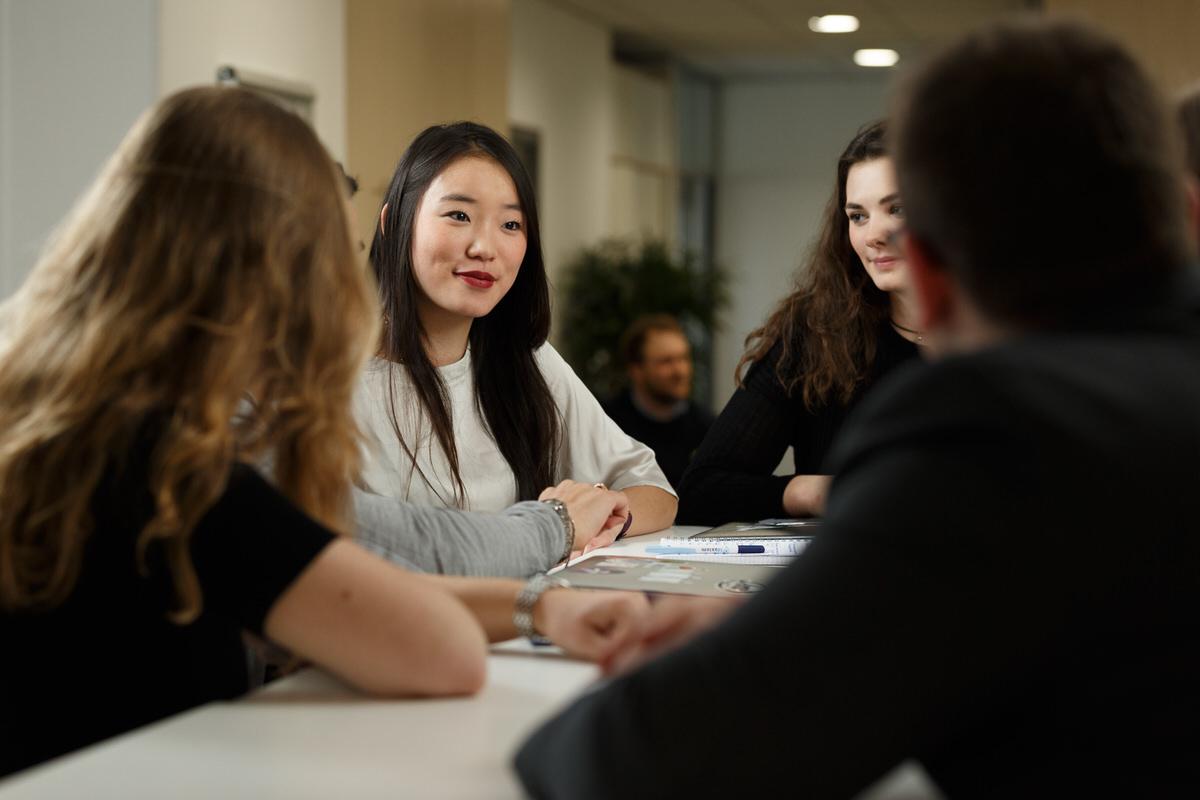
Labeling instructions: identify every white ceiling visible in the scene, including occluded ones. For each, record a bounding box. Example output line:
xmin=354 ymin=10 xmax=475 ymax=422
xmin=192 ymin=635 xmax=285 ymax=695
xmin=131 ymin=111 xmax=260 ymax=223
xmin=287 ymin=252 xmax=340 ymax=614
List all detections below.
xmin=545 ymin=0 xmax=1039 ymax=75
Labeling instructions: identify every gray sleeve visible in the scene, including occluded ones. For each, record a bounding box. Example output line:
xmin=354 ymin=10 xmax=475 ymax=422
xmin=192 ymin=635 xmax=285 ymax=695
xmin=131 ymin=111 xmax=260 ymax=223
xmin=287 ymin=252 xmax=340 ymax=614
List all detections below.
xmin=351 ymin=488 xmax=565 ymax=578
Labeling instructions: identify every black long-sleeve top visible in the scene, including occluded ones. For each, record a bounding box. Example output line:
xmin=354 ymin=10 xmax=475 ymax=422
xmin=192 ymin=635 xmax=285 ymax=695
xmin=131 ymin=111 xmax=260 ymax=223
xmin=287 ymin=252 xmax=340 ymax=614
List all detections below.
xmin=515 ymin=296 xmax=1200 ymax=798
xmin=677 ymin=323 xmax=919 ymax=524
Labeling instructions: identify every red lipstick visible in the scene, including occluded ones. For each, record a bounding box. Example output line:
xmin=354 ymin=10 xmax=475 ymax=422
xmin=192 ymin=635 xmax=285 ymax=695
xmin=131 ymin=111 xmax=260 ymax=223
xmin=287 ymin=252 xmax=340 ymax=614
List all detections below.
xmin=455 ymin=270 xmax=497 ymax=288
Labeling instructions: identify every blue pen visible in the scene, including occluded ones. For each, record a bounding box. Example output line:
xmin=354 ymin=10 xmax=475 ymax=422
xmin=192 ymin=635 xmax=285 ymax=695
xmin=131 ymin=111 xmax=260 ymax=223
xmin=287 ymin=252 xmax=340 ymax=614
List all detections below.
xmin=646 ymin=544 xmax=766 ymax=555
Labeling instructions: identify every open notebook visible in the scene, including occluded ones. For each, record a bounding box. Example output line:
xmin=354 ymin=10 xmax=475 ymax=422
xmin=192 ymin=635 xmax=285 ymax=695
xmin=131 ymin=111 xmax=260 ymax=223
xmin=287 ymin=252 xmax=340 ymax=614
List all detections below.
xmin=557 ymin=555 xmax=785 ymax=597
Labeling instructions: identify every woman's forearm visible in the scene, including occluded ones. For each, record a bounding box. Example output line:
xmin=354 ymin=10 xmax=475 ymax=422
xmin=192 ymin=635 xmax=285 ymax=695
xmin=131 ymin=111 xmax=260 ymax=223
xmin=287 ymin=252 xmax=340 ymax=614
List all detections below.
xmin=620 ymin=485 xmax=678 ymax=535
xmin=418 ymin=574 xmax=526 ymax=642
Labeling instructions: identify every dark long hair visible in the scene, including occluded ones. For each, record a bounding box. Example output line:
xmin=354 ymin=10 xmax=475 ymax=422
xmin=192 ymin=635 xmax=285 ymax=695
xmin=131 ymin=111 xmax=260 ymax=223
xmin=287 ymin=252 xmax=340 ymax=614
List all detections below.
xmin=369 ymin=122 xmax=559 ymax=504
xmin=736 ymin=120 xmax=891 ymax=410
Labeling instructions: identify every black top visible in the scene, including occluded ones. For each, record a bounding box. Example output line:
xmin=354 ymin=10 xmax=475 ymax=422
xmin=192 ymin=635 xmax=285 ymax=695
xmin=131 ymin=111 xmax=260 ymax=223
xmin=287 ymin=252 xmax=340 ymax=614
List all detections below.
xmin=601 ymin=391 xmax=714 ymax=489
xmin=515 ymin=295 xmax=1200 ymax=798
xmin=677 ymin=323 xmax=919 ymax=524
xmin=0 ymin=446 xmax=334 ymax=778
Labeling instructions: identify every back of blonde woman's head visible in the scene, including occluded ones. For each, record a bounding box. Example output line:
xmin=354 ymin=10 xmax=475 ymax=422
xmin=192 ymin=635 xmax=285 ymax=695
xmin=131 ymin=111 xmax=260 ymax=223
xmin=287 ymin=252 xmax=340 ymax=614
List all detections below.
xmin=0 ymin=87 xmax=379 ymax=619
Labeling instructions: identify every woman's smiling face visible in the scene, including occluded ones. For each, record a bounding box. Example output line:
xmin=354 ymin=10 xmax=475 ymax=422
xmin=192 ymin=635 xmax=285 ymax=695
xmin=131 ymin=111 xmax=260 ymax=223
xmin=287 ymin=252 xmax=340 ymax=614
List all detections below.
xmin=408 ymin=155 xmax=527 ymax=323
xmin=845 ymin=156 xmax=910 ymax=295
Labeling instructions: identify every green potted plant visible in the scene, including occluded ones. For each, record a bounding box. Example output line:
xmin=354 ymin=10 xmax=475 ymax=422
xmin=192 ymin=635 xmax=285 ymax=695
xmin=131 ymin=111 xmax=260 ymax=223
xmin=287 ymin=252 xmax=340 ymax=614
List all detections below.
xmin=558 ymin=239 xmax=729 ymax=403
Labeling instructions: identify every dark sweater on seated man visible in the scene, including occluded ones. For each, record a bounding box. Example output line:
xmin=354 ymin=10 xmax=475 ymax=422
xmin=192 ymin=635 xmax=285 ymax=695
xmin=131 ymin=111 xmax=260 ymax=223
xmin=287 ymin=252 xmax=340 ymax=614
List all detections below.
xmin=515 ymin=20 xmax=1200 ymax=798
xmin=602 ymin=389 xmax=712 ymax=490
xmin=602 ymin=315 xmax=713 ymax=488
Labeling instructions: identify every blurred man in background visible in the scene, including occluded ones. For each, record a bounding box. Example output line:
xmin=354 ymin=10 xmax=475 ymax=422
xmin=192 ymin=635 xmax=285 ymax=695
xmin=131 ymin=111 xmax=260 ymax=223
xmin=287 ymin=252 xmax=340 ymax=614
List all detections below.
xmin=603 ymin=315 xmax=713 ymax=489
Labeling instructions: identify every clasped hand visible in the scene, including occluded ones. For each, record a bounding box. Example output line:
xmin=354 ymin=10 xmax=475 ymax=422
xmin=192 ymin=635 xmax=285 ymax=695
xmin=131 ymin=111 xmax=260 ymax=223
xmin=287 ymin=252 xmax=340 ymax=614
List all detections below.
xmin=539 ymin=480 xmax=629 ymax=557
xmin=534 ymin=588 xmax=742 ymax=669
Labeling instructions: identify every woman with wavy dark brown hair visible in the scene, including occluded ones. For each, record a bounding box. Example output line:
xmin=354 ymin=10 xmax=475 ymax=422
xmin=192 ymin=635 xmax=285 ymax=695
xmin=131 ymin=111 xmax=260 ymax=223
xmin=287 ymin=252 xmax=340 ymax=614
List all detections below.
xmin=678 ymin=121 xmax=923 ymax=524
xmin=0 ymin=87 xmax=648 ymax=778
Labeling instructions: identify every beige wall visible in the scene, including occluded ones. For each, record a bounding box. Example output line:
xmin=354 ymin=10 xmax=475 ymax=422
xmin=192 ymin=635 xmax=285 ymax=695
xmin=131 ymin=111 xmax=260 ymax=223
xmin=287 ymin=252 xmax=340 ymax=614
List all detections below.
xmin=609 ymin=65 xmax=678 ymax=246
xmin=346 ymin=0 xmax=510 ymax=250
xmin=508 ymin=0 xmax=613 ymax=296
xmin=159 ymin=0 xmax=347 ymax=159
xmin=1045 ymin=0 xmax=1200 ymax=92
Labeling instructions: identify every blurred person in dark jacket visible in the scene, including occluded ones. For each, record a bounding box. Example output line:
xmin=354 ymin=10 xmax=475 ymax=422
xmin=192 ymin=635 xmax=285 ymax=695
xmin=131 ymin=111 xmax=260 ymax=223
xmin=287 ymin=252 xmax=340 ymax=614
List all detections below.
xmin=602 ymin=315 xmax=713 ymax=489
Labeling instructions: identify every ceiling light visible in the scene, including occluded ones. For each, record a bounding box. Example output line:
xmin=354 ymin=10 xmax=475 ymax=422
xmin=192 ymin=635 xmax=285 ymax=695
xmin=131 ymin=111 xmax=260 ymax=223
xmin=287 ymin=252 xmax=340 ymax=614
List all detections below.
xmin=853 ymin=49 xmax=900 ymax=67
xmin=808 ymin=15 xmax=859 ymax=34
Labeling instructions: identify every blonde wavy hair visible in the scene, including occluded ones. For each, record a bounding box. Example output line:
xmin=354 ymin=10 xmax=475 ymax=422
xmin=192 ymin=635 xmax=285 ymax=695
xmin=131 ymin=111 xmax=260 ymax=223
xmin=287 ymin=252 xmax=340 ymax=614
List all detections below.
xmin=0 ymin=87 xmax=379 ymax=621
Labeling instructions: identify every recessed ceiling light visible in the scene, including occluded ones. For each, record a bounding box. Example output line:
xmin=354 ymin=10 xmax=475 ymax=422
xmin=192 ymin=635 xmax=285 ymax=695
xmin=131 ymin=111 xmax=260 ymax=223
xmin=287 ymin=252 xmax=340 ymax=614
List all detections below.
xmin=854 ymin=48 xmax=900 ymax=67
xmin=808 ymin=15 xmax=860 ymax=34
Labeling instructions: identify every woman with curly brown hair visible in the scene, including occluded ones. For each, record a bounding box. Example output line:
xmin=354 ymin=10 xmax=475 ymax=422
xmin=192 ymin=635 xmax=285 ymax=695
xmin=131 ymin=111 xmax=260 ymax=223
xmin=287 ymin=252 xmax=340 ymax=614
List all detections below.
xmin=678 ymin=121 xmax=923 ymax=524
xmin=0 ymin=87 xmax=648 ymax=778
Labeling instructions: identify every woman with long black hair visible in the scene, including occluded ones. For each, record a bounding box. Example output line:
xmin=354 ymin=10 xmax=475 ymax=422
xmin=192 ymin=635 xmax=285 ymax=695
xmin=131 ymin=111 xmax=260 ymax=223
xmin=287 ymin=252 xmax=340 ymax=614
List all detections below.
xmin=358 ymin=122 xmax=677 ymax=543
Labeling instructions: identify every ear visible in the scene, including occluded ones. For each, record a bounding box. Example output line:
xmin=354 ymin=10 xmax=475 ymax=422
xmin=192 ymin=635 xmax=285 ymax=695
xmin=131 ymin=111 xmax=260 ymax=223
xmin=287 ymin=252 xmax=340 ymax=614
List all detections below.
xmin=903 ymin=232 xmax=954 ymax=331
xmin=379 ymin=202 xmax=389 ymax=237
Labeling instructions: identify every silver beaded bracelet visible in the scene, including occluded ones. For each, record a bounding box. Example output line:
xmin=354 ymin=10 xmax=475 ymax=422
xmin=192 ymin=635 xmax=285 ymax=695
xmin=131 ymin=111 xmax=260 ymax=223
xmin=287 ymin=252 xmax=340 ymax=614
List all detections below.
xmin=513 ymin=573 xmax=568 ymax=642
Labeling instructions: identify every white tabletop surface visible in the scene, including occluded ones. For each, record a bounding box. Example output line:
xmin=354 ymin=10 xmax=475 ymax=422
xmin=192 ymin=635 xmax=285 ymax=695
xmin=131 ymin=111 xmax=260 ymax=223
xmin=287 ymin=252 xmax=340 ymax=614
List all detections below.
xmin=0 ymin=526 xmax=942 ymax=799
xmin=0 ymin=646 xmax=596 ymax=799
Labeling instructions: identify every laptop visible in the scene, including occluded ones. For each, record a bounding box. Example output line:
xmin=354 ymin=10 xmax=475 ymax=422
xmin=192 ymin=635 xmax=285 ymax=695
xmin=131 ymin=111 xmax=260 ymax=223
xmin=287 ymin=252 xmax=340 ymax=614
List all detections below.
xmin=689 ymin=517 xmax=821 ymax=540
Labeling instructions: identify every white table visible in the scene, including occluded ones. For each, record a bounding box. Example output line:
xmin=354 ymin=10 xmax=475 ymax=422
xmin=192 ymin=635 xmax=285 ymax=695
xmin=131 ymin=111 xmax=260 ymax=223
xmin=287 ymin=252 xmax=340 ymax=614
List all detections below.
xmin=0 ymin=645 xmax=595 ymax=799
xmin=0 ymin=527 xmax=942 ymax=799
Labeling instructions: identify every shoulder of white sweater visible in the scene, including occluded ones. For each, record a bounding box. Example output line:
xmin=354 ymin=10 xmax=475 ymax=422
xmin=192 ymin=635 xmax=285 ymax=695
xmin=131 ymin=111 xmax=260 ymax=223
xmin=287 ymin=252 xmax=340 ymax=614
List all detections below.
xmin=533 ymin=341 xmax=580 ymax=389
